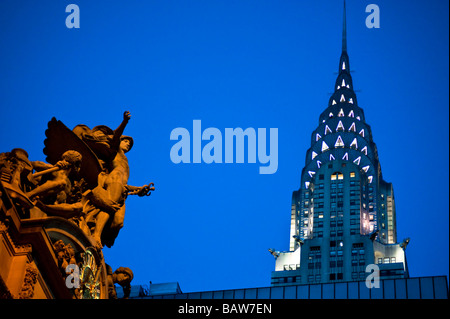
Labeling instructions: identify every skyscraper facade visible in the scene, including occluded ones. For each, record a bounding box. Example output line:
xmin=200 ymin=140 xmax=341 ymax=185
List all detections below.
xmin=271 ymin=3 xmax=409 ymax=286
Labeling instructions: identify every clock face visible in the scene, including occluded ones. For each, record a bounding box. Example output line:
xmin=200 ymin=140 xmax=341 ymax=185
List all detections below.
xmin=80 ymin=248 xmax=101 ymax=299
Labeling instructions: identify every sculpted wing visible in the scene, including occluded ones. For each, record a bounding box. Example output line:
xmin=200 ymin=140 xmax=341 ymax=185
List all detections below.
xmin=43 ymin=117 xmax=103 ymax=188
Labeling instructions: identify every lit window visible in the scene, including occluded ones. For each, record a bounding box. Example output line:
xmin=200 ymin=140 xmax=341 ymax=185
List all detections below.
xmin=348 ymin=122 xmax=356 ymax=132
xmin=350 ymin=138 xmax=358 ymax=149
xmin=356 ymin=116 xmax=361 ymax=121
xmin=329 ymin=154 xmax=335 ymax=161
xmin=308 ymin=171 xmax=316 ymax=178
xmin=362 ymin=165 xmax=370 ymax=173
xmin=349 ymin=98 xmax=353 ymax=104
xmin=368 ymin=176 xmax=373 ymax=183
xmin=353 ymin=156 xmax=361 ymax=165
xmin=341 ymin=79 xmax=346 ymax=87
xmin=338 ymin=108 xmax=344 ymax=117
xmin=342 ymin=152 xmax=348 ymax=161
xmin=316 ymin=133 xmax=322 ymax=141
xmin=325 ymin=125 xmax=332 ymax=135
xmin=340 ymin=94 xmax=345 ymax=102
xmin=332 ymin=99 xmax=337 ymax=105
xmin=350 ymin=172 xmax=355 ymax=178
xmin=349 ymin=110 xmax=354 ymax=118
xmin=359 ymin=129 xmax=365 ymax=137
xmin=329 ymin=112 xmax=334 ymax=118
xmin=331 ymin=172 xmax=343 ymax=180
xmin=317 ymin=160 xmax=322 ymax=168
xmin=336 ymin=120 xmax=345 ymax=131
xmin=305 ymin=182 xmax=310 ymax=189
xmin=322 ymin=141 xmax=329 ymax=152
xmin=361 ymin=146 xmax=368 ymax=155
xmin=342 ymin=61 xmax=346 ymax=70
xmin=312 ymin=151 xmax=318 ymax=160
xmin=335 ymin=136 xmax=344 ymax=148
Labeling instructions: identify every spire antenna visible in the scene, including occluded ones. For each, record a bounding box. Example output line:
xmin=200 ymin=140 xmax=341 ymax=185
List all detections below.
xmin=342 ymin=0 xmax=347 ymax=53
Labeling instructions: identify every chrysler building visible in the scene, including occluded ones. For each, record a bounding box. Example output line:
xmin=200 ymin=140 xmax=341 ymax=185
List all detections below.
xmin=271 ymin=2 xmax=410 ymax=286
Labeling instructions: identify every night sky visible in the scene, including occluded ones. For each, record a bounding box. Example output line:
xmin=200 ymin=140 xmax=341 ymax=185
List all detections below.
xmin=0 ymin=0 xmax=448 ymax=293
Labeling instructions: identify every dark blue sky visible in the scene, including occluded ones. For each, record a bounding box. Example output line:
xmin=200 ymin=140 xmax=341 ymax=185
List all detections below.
xmin=0 ymin=0 xmax=448 ymax=293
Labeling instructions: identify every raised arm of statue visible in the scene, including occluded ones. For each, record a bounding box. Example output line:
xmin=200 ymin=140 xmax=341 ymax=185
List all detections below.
xmin=110 ymin=111 xmax=131 ymax=152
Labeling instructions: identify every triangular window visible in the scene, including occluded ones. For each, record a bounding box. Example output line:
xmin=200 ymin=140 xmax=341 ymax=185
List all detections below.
xmin=362 ymin=165 xmax=370 ymax=173
xmin=341 ymin=79 xmax=346 ymax=87
xmin=353 ymin=156 xmax=361 ymax=165
xmin=338 ymin=108 xmax=345 ymax=117
xmin=342 ymin=152 xmax=349 ymax=161
xmin=317 ymin=160 xmax=322 ymax=168
xmin=308 ymin=171 xmax=316 ymax=178
xmin=359 ymin=129 xmax=365 ymax=137
xmin=361 ymin=146 xmax=368 ymax=155
xmin=348 ymin=110 xmax=355 ymax=118
xmin=342 ymin=61 xmax=346 ymax=70
xmin=332 ymin=100 xmax=337 ymax=105
xmin=322 ymin=141 xmax=329 ymax=152
xmin=305 ymin=181 xmax=310 ymax=189
xmin=340 ymin=94 xmax=345 ymax=102
xmin=325 ymin=125 xmax=332 ymax=135
xmin=350 ymin=138 xmax=358 ymax=149
xmin=312 ymin=151 xmax=318 ymax=160
xmin=349 ymin=98 xmax=353 ymax=104
xmin=329 ymin=112 xmax=334 ymax=118
xmin=356 ymin=116 xmax=361 ymax=121
xmin=368 ymin=176 xmax=373 ymax=184
xmin=336 ymin=120 xmax=345 ymax=131
xmin=349 ymin=122 xmax=356 ymax=132
xmin=335 ymin=136 xmax=344 ymax=148
xmin=330 ymin=154 xmax=335 ymax=161
xmin=316 ymin=133 xmax=322 ymax=141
